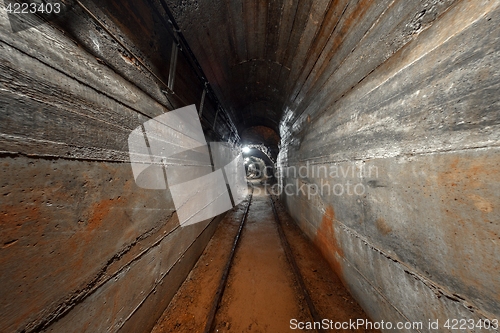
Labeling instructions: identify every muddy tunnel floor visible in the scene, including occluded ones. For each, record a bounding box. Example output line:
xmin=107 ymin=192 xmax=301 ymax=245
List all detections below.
xmin=151 ymin=184 xmax=377 ymax=333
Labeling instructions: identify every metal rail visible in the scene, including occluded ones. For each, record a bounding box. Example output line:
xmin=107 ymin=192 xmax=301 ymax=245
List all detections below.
xmin=202 ymin=186 xmax=254 ymax=333
xmin=267 ymin=189 xmax=325 ymax=333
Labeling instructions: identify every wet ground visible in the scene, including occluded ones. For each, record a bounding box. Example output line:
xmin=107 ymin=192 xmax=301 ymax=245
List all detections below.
xmin=151 ymin=184 xmax=378 ymax=333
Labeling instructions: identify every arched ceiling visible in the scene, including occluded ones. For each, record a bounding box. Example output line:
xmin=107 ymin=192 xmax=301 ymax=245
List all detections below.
xmin=241 ymin=125 xmax=280 ymax=160
xmin=164 ymin=0 xmax=458 ymax=144
xmin=165 ymin=0 xmax=330 ymax=137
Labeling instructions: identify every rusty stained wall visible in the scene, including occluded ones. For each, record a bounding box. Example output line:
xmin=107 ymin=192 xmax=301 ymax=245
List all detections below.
xmin=277 ymin=0 xmax=500 ymax=331
xmin=0 ymin=1 xmax=234 ymax=332
xmin=1 ymin=0 xmax=500 ymax=331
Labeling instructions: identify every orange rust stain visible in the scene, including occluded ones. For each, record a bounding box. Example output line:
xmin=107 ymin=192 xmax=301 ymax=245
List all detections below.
xmin=438 ymin=156 xmax=498 ymax=218
xmin=314 ymin=206 xmax=346 ymax=285
xmin=320 ymin=0 xmax=374 ymax=73
xmin=67 ymin=196 xmax=125 ymax=272
xmin=436 ymin=155 xmax=499 ymax=291
xmin=375 ymin=217 xmax=392 ymax=235
xmin=440 ymin=157 xmax=497 ymax=188
xmin=87 ymin=197 xmax=123 ymax=232
xmin=0 ymin=204 xmax=41 ymax=251
xmin=0 ymin=203 xmax=41 ymax=224
xmin=468 ymin=194 xmax=493 ymax=213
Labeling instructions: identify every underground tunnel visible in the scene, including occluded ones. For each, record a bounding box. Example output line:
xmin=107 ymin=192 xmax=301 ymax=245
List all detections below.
xmin=0 ymin=0 xmax=499 ymax=332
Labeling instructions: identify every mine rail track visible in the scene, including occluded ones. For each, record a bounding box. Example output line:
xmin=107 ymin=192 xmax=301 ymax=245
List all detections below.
xmin=201 ymin=185 xmax=324 ymax=333
xmin=268 ymin=189 xmax=325 ymax=333
xmin=202 ymin=186 xmax=254 ymax=333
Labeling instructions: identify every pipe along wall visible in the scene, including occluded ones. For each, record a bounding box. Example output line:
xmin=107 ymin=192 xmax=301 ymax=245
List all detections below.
xmin=0 ymin=0 xmax=499 ymax=332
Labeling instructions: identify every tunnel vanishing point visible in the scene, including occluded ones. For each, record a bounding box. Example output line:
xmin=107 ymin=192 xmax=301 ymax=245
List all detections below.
xmin=0 ymin=0 xmax=499 ymax=332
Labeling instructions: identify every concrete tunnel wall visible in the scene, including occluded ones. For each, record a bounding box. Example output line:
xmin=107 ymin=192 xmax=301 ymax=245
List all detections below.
xmin=0 ymin=0 xmax=499 ymax=333
xmin=0 ymin=1 xmax=238 ymax=332
xmin=276 ymin=0 xmax=500 ymax=329
xmin=165 ymin=0 xmax=500 ymax=330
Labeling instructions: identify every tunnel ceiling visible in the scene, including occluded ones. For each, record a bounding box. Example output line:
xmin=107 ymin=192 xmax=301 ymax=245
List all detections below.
xmin=41 ymin=0 xmax=462 ymax=152
xmin=241 ymin=126 xmax=280 ymax=146
xmin=75 ymin=0 xmax=459 ymax=145
xmin=241 ymin=126 xmax=280 ymax=159
xmin=165 ymin=0 xmax=316 ymax=136
xmin=164 ymin=0 xmax=456 ymax=141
